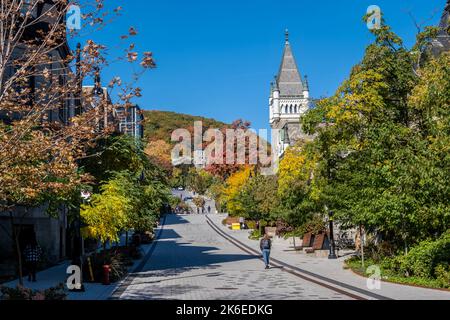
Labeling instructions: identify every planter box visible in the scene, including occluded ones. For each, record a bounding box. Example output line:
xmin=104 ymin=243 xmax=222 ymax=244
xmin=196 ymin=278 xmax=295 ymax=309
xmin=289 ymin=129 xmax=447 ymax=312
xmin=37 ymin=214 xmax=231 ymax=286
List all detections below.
xmin=231 ymin=223 xmax=241 ymax=230
xmin=224 ymin=217 xmax=240 ymax=226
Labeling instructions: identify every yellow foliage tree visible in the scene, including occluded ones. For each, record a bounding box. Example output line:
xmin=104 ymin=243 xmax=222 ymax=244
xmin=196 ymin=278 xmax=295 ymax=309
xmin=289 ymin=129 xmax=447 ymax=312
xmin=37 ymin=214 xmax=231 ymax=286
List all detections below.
xmin=222 ymin=166 xmax=253 ymax=216
xmin=278 ymin=144 xmax=307 ymax=195
xmin=144 ymin=139 xmax=173 ymax=172
xmin=81 ymin=179 xmax=131 ymax=244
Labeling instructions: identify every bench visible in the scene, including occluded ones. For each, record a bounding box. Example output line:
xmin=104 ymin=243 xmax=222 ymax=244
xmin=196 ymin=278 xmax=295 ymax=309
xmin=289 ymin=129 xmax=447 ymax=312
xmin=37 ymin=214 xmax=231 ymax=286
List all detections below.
xmin=299 ymin=232 xmax=315 ymax=252
xmin=305 ymin=232 xmax=328 ymax=254
xmin=302 ymin=232 xmax=313 ymax=247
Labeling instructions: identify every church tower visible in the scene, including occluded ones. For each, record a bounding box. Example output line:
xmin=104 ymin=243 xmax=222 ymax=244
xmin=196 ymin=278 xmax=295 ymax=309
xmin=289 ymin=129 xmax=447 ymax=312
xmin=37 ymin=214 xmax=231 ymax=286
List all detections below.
xmin=269 ymin=30 xmax=310 ymax=166
xmin=431 ymin=0 xmax=450 ymax=55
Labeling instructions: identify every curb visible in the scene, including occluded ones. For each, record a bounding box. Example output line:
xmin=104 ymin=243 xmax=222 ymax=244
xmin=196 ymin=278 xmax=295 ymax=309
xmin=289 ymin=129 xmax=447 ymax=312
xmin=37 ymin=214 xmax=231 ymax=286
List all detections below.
xmin=108 ymin=215 xmax=167 ymax=300
xmin=344 ymin=262 xmax=450 ymax=293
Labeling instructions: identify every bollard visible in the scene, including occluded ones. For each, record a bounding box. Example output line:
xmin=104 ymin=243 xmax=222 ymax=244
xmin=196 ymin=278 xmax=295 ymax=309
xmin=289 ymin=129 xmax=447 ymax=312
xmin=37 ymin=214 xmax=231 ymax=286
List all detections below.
xmin=102 ymin=265 xmax=111 ymax=285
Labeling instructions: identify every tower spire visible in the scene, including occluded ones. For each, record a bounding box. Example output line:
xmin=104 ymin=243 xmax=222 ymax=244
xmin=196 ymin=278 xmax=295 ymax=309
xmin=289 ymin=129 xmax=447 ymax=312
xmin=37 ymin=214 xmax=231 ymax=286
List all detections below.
xmin=285 ymin=29 xmax=289 ymax=43
xmin=276 ymin=30 xmax=304 ymax=97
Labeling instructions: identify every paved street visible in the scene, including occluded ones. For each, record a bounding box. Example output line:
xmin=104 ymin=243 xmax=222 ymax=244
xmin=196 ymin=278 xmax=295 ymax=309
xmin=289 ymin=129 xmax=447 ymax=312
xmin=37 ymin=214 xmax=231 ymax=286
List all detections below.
xmin=172 ymin=189 xmax=216 ymax=214
xmin=4 ymin=212 xmax=449 ymax=300
xmin=115 ymin=214 xmax=349 ymax=300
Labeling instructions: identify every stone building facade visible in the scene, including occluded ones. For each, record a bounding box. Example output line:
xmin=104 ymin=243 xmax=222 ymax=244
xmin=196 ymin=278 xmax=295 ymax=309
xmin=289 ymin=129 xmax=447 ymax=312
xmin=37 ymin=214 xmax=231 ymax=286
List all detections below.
xmin=269 ymin=30 xmax=311 ymax=167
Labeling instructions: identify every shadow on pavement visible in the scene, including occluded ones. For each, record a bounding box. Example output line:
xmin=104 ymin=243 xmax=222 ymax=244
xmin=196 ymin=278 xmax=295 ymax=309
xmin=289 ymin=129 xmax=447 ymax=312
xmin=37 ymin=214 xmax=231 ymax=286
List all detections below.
xmin=157 ymin=229 xmax=182 ymax=240
xmin=139 ymin=240 xmax=257 ymax=272
xmin=163 ymin=214 xmax=190 ymax=226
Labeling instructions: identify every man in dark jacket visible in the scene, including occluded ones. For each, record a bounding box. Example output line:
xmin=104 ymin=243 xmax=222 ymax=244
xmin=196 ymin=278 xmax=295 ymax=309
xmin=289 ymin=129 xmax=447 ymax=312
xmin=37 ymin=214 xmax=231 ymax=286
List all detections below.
xmin=23 ymin=239 xmax=42 ymax=282
xmin=259 ymin=234 xmax=272 ymax=269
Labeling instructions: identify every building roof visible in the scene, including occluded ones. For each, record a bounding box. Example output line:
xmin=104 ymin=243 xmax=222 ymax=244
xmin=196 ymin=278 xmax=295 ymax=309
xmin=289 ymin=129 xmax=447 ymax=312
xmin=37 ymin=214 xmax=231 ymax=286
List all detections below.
xmin=438 ymin=0 xmax=450 ymax=34
xmin=276 ymin=30 xmax=304 ymax=97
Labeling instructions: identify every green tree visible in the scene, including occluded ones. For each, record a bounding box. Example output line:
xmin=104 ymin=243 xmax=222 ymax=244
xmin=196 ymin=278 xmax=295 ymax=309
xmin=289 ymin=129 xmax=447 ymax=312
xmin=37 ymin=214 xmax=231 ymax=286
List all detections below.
xmin=237 ymin=174 xmax=279 ymax=222
xmin=276 ymin=142 xmax=323 ymax=227
xmin=300 ymin=18 xmax=450 ymax=252
xmin=81 ymin=177 xmax=131 ymax=245
xmin=81 ymin=134 xmax=153 ymax=187
xmin=186 ymin=168 xmax=216 ymax=195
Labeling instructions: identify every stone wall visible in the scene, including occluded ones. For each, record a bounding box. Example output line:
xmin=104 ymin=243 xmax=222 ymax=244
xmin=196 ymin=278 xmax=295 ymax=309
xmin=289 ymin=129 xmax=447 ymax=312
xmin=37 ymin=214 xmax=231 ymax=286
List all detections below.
xmin=0 ymin=205 xmax=67 ymax=265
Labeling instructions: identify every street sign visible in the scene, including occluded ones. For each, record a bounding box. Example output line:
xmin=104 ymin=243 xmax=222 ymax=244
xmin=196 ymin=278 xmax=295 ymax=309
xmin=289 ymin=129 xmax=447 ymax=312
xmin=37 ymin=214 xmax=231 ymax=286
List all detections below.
xmin=81 ymin=191 xmax=91 ymax=200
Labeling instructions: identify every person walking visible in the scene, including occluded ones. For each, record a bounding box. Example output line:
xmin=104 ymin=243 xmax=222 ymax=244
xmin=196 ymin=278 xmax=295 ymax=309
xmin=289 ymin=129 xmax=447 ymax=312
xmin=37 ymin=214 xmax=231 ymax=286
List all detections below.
xmin=260 ymin=234 xmax=272 ymax=269
xmin=23 ymin=238 xmax=42 ymax=282
xmin=239 ymin=216 xmax=245 ymax=229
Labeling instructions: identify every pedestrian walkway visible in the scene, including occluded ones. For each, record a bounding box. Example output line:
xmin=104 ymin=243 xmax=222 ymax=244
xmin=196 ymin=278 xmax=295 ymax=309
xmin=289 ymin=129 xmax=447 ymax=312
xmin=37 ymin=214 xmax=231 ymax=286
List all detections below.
xmin=206 ymin=214 xmax=450 ymax=300
xmin=116 ymin=214 xmax=349 ymax=300
xmin=1 ymin=234 xmax=157 ymax=300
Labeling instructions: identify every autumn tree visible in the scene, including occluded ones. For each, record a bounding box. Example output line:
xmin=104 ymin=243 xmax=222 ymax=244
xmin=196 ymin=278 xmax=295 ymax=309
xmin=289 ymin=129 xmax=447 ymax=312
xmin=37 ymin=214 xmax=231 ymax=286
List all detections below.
xmin=186 ymin=168 xmax=216 ymax=196
xmin=81 ymin=170 xmax=169 ymax=248
xmin=0 ymin=0 xmax=155 ymax=284
xmin=81 ymin=175 xmax=130 ymax=245
xmin=144 ymin=139 xmax=173 ymax=172
xmin=300 ymin=17 xmax=450 ymax=252
xmin=236 ymin=173 xmax=279 ymax=222
xmin=205 ymin=120 xmax=270 ymax=180
xmin=220 ymin=166 xmax=253 ymax=216
xmin=276 ymin=141 xmax=322 ymax=227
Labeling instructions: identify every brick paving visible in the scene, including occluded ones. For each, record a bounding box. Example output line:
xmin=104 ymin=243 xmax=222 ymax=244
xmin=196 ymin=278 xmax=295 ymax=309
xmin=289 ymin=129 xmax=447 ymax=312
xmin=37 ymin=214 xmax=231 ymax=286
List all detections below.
xmin=207 ymin=214 xmax=450 ymax=301
xmin=117 ymin=214 xmax=349 ymax=300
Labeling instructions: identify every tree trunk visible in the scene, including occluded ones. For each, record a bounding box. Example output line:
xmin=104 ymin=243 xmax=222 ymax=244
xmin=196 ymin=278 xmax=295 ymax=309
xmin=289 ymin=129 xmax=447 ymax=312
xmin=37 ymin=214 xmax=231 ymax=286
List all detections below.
xmin=360 ymin=225 xmax=365 ymax=269
xmin=10 ymin=210 xmax=24 ymax=286
xmin=15 ymin=233 xmax=24 ymax=286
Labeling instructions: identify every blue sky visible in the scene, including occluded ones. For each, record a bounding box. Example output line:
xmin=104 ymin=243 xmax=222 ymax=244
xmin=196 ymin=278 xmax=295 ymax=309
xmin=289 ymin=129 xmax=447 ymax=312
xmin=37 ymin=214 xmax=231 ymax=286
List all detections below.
xmin=71 ymin=0 xmax=446 ymax=133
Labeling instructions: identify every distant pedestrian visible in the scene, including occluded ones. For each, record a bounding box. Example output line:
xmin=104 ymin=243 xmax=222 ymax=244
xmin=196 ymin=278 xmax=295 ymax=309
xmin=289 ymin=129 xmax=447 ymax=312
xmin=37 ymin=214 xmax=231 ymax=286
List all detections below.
xmin=260 ymin=234 xmax=272 ymax=269
xmin=207 ymin=206 xmax=211 ymax=214
xmin=239 ymin=217 xmax=245 ymax=229
xmin=23 ymin=238 xmax=42 ymax=282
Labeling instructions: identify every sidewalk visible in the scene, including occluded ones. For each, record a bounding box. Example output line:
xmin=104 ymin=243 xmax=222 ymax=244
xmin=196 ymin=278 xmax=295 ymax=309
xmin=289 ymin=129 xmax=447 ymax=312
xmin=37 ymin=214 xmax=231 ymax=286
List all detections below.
xmin=207 ymin=214 xmax=450 ymax=300
xmin=1 ymin=233 xmax=158 ymax=300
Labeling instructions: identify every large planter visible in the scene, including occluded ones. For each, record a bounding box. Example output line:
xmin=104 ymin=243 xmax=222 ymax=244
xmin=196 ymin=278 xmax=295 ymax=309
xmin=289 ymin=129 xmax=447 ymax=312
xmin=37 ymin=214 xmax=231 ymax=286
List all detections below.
xmin=265 ymin=227 xmax=277 ymax=237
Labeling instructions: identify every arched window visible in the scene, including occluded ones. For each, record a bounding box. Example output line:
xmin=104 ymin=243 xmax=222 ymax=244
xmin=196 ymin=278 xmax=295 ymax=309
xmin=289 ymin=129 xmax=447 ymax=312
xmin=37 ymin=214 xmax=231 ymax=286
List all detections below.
xmin=294 ymin=105 xmax=297 ymax=113
xmin=290 ymin=105 xmax=293 ymax=114
xmin=285 ymin=106 xmax=288 ymax=114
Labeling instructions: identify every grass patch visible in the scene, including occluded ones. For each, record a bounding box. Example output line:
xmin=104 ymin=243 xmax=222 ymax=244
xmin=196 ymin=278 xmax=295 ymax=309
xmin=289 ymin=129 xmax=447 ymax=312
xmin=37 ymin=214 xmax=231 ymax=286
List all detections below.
xmin=249 ymin=229 xmax=262 ymax=240
xmin=345 ymin=257 xmax=449 ymax=290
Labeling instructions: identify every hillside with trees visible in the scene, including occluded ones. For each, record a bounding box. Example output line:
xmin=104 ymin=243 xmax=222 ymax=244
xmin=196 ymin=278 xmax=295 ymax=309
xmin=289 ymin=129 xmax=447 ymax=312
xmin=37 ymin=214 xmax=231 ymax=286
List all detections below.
xmin=142 ymin=110 xmax=229 ymax=143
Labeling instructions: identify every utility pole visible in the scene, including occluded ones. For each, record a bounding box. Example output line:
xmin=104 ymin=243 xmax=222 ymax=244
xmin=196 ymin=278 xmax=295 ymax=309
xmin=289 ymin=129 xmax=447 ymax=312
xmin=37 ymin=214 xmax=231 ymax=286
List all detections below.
xmin=328 ymin=211 xmax=337 ymax=259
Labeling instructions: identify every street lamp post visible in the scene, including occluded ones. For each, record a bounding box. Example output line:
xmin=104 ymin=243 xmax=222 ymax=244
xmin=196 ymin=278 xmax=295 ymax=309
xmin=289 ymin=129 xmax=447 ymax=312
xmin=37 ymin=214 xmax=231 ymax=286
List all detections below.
xmin=328 ymin=210 xmax=337 ymax=259
xmin=70 ymin=190 xmax=91 ymax=292
xmin=70 ymin=206 xmax=85 ymax=292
